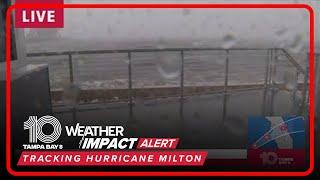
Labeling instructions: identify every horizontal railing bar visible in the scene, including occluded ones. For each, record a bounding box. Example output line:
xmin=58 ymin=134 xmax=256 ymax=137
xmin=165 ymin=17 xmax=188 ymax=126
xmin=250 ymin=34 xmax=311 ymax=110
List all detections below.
xmin=26 ymin=47 xmax=271 ymax=57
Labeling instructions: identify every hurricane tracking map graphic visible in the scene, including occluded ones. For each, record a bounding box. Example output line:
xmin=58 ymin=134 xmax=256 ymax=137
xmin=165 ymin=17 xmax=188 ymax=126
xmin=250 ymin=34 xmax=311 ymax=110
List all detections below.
xmin=248 ymin=116 xmax=305 ymax=149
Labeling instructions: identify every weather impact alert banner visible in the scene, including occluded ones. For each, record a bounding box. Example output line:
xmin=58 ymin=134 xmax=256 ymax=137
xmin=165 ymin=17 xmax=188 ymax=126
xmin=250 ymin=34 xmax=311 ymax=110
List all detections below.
xmin=17 ymin=115 xmax=306 ymax=167
xmin=19 ymin=116 xmax=207 ymax=166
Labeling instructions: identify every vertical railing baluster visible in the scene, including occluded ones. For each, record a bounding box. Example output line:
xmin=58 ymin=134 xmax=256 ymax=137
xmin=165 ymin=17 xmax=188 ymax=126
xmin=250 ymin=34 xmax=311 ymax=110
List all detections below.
xmin=270 ymin=49 xmax=276 ymax=116
xmin=128 ymin=51 xmax=133 ymax=122
xmin=262 ymin=49 xmax=270 ymax=116
xmin=222 ymin=50 xmax=229 ymax=123
xmin=68 ymin=53 xmax=74 ymax=84
xmin=67 ymin=53 xmax=76 ymax=123
xmin=299 ymin=52 xmax=309 ymax=115
xmin=292 ymin=70 xmax=299 ymax=114
xmin=179 ymin=50 xmax=185 ymax=137
xmin=177 ymin=50 xmax=185 ymax=144
xmin=180 ymin=50 xmax=184 ymax=101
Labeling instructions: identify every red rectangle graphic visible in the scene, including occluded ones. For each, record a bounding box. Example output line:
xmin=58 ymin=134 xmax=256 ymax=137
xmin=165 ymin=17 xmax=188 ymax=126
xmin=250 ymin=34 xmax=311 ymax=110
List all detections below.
xmin=5 ymin=3 xmax=315 ymax=176
xmin=14 ymin=0 xmax=64 ymax=28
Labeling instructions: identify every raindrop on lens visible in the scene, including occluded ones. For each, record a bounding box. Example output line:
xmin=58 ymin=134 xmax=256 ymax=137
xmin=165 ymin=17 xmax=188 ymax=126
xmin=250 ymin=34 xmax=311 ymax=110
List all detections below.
xmin=155 ymin=52 xmax=180 ymax=80
xmin=182 ymin=9 xmax=191 ymax=16
xmin=275 ymin=28 xmax=288 ymax=37
xmin=156 ymin=38 xmax=166 ymax=49
xmin=156 ymin=44 xmax=166 ymax=50
xmin=283 ymin=70 xmax=297 ymax=91
xmin=107 ymin=26 xmax=113 ymax=35
xmin=192 ymin=41 xmax=202 ymax=47
xmin=123 ymin=58 xmax=129 ymax=64
xmin=221 ymin=33 xmax=237 ymax=49
xmin=86 ymin=10 xmax=93 ymax=17
xmin=250 ymin=23 xmax=257 ymax=30
xmin=275 ymin=28 xmax=288 ymax=48
xmin=289 ymin=34 xmax=304 ymax=53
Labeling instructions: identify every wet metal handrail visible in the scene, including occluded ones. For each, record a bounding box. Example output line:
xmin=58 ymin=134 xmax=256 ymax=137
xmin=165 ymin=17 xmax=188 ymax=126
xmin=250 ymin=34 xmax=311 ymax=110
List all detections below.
xmin=26 ymin=47 xmax=306 ymax=86
xmin=26 ymin=48 xmax=308 ymax=119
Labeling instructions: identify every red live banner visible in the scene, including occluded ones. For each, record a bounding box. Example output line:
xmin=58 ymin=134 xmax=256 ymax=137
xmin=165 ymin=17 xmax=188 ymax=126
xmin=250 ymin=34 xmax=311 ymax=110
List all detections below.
xmin=15 ymin=0 xmax=64 ymax=28
xmin=18 ymin=151 xmax=208 ymax=166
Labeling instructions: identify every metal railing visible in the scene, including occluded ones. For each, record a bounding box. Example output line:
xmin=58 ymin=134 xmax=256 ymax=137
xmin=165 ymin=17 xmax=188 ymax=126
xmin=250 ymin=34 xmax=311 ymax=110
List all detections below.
xmin=26 ymin=48 xmax=309 ymax=120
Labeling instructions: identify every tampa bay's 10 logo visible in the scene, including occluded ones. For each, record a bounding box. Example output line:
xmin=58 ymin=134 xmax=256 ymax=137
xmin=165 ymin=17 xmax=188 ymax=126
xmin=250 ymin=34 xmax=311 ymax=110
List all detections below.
xmin=24 ymin=116 xmax=62 ymax=144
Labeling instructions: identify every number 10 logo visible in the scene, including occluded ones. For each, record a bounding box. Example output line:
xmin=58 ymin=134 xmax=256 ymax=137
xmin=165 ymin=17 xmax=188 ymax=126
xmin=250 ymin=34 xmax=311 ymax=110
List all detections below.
xmin=24 ymin=116 xmax=62 ymax=144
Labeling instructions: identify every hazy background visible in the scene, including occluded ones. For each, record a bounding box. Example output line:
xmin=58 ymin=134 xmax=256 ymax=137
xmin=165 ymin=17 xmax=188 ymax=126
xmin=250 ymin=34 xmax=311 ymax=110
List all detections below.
xmin=17 ymin=0 xmax=319 ymax=92
xmin=22 ymin=0 xmax=319 ymax=54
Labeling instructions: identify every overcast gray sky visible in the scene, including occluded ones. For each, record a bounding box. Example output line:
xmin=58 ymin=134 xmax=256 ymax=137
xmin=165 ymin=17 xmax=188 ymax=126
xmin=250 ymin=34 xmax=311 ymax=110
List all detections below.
xmin=25 ymin=0 xmax=320 ymax=52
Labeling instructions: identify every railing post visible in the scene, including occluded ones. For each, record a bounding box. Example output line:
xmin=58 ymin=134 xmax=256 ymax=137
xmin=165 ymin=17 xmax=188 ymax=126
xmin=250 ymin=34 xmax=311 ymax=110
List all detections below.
xmin=292 ymin=70 xmax=299 ymax=114
xmin=67 ymin=53 xmax=76 ymax=123
xmin=179 ymin=50 xmax=184 ymax=122
xmin=178 ymin=50 xmax=185 ymax=141
xmin=68 ymin=53 xmax=74 ymax=84
xmin=299 ymin=52 xmax=309 ymax=115
xmin=180 ymin=50 xmax=184 ymax=100
xmin=270 ymin=48 xmax=276 ymax=116
xmin=128 ymin=51 xmax=133 ymax=122
xmin=262 ymin=49 xmax=270 ymax=116
xmin=222 ymin=49 xmax=229 ymax=123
